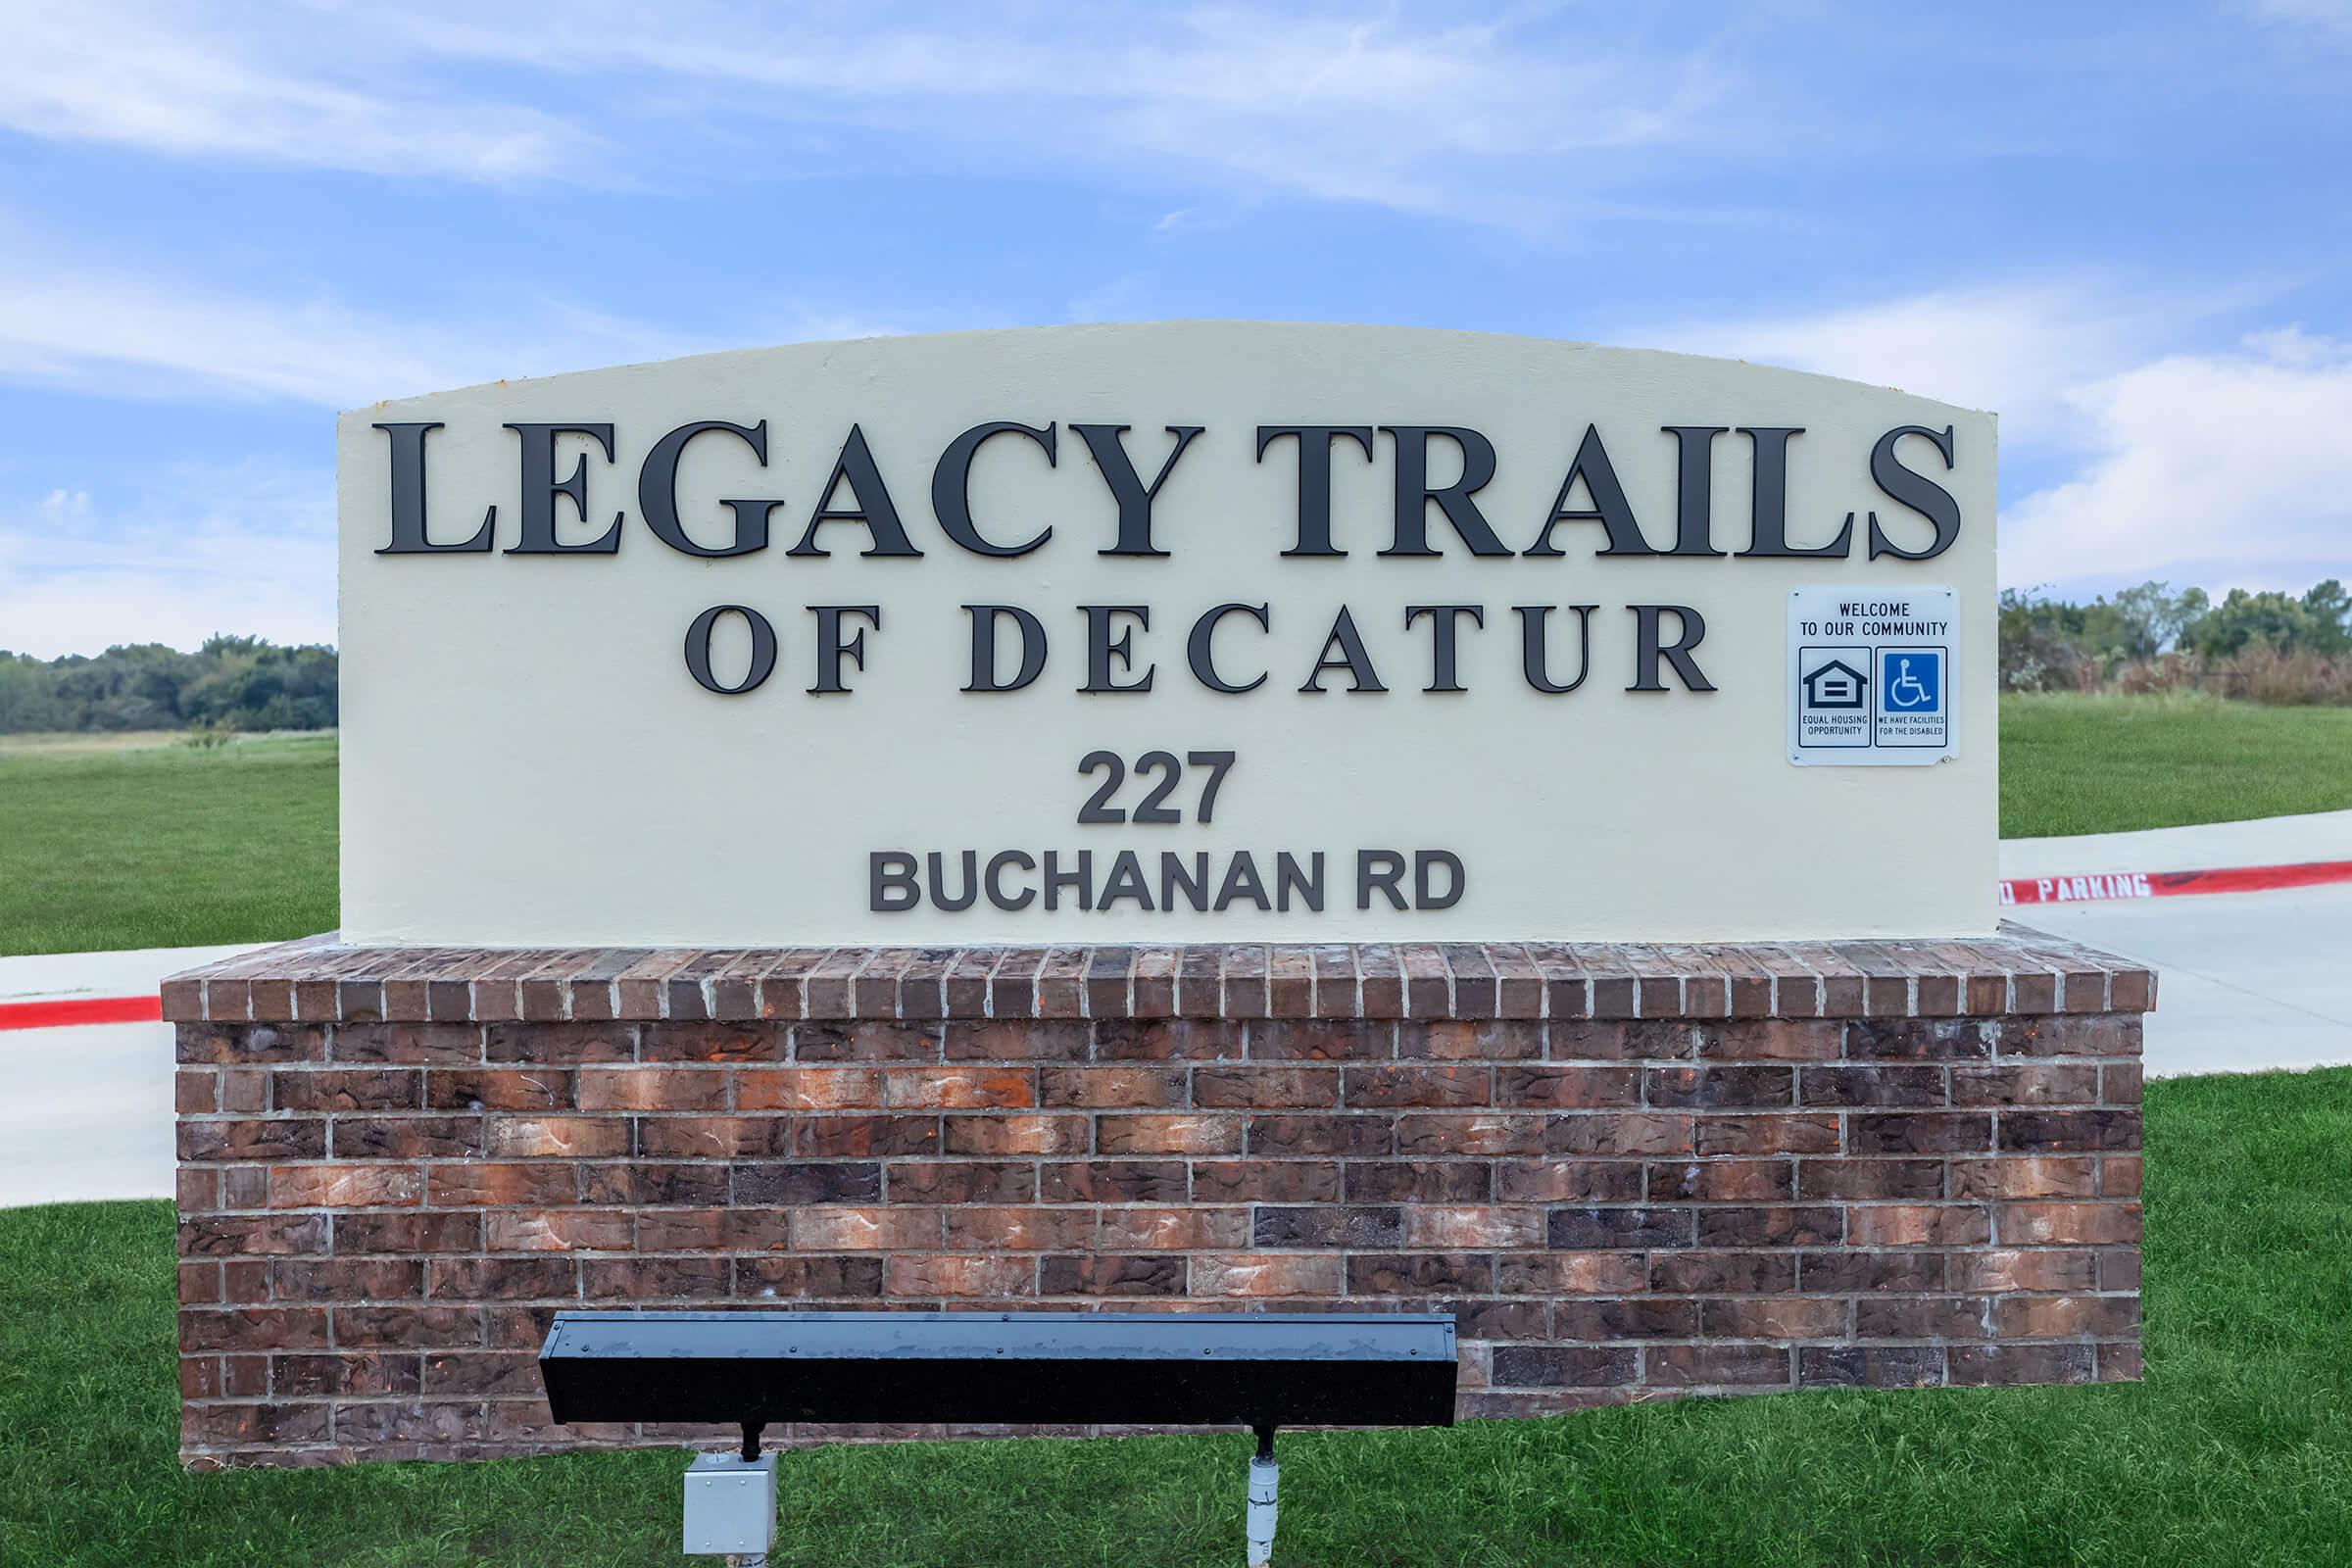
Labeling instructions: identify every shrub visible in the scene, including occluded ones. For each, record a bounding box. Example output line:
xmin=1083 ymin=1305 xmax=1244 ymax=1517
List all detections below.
xmin=2217 ymin=646 xmax=2352 ymax=707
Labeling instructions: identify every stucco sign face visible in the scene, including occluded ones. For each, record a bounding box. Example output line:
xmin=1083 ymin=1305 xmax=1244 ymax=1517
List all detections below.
xmin=337 ymin=322 xmax=1996 ymax=946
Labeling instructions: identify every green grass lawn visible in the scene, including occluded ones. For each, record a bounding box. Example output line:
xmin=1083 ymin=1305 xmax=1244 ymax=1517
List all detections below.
xmin=0 ymin=735 xmax=337 ymax=956
xmin=1999 ymin=692 xmax=2352 ymax=839
xmin=4 ymin=1069 xmax=2349 ymax=1566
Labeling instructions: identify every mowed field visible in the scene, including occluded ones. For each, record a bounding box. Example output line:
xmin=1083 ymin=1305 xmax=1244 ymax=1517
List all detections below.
xmin=3 ymin=1069 xmax=2349 ymax=1565
xmin=1998 ymin=693 xmax=2352 ymax=839
xmin=0 ymin=733 xmax=336 ymax=956
xmin=2 ymin=710 xmax=2349 ymax=1560
xmin=6 ymin=699 xmax=2351 ymax=956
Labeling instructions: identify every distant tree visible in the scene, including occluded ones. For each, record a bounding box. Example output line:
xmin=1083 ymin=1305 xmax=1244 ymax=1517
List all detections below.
xmin=2107 ymin=581 xmax=2208 ymax=659
xmin=0 ymin=638 xmax=338 ymax=734
xmin=2301 ymin=579 xmax=2351 ymax=656
xmin=0 ymin=653 xmax=61 ymax=731
xmin=2187 ymin=586 xmax=2348 ymax=659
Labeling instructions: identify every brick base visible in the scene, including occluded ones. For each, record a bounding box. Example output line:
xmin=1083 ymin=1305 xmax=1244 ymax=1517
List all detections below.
xmin=167 ymin=932 xmax=2148 ymax=1466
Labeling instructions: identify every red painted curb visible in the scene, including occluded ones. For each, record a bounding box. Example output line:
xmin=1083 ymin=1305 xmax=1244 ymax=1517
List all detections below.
xmin=2001 ymin=858 xmax=2352 ymax=906
xmin=0 ymin=994 xmax=164 ymax=1031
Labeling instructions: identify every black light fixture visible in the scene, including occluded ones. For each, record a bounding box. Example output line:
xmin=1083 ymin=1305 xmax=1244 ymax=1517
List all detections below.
xmin=541 ymin=1308 xmax=1458 ymax=1564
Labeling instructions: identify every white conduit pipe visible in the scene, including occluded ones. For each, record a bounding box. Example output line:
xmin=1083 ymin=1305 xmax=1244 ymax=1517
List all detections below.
xmin=1247 ymin=1427 xmax=1280 ymax=1567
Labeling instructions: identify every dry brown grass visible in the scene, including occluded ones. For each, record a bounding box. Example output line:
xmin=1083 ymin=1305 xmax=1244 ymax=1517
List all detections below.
xmin=2106 ymin=648 xmax=2352 ymax=706
xmin=0 ymin=728 xmax=332 ymax=760
xmin=0 ymin=730 xmax=187 ymax=759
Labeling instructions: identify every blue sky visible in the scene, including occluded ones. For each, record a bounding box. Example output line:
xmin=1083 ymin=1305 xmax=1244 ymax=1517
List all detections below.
xmin=2 ymin=0 xmax=2348 ymax=657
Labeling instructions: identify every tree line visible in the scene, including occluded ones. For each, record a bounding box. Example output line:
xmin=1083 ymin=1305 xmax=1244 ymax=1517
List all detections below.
xmin=0 ymin=636 xmax=338 ymax=734
xmin=2001 ymin=579 xmax=2352 ymax=702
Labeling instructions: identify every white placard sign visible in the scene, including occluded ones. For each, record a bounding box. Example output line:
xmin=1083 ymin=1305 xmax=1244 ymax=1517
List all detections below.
xmin=337 ymin=323 xmax=1998 ymax=946
xmin=1787 ymin=585 xmax=1960 ymax=765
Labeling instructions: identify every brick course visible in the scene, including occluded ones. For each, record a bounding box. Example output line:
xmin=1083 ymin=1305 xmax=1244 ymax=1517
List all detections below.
xmin=168 ymin=928 xmax=2149 ymax=1466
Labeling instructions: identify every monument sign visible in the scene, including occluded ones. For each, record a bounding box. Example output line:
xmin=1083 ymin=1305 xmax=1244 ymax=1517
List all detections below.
xmin=169 ymin=326 xmax=2143 ymax=1472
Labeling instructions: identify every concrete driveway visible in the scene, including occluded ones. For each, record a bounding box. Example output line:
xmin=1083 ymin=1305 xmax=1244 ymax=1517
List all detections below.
xmin=0 ymin=945 xmax=257 ymax=1208
xmin=2022 ymin=886 xmax=2352 ymax=1078
xmin=2000 ymin=808 xmax=2352 ymax=1078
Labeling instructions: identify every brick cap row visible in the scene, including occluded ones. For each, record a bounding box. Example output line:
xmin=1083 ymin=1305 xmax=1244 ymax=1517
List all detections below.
xmin=162 ymin=927 xmax=2155 ymax=1027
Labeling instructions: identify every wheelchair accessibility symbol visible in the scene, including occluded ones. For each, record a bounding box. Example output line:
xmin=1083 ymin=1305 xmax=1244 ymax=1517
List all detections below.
xmin=1873 ymin=647 xmax=1948 ymax=746
xmin=1886 ymin=656 xmax=1936 ymax=710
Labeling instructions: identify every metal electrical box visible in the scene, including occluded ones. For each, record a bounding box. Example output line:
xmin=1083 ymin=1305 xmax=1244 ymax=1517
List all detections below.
xmin=682 ymin=1450 xmax=775 ymax=1557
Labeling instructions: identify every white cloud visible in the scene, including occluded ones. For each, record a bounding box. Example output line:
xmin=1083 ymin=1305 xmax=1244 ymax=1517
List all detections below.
xmin=0 ymin=3 xmax=591 ymax=179
xmin=0 ymin=2 xmax=1729 ymax=227
xmin=2001 ymin=329 xmax=2352 ymax=591
xmin=2245 ymin=0 xmax=2352 ymax=43
xmin=36 ymin=488 xmax=92 ymax=530
xmin=1643 ymin=282 xmax=2189 ymax=449
xmin=0 ymin=458 xmax=334 ymax=657
xmin=0 ymin=268 xmax=494 ymax=405
xmin=449 ymin=2 xmax=1726 ymax=225
xmin=1642 ymin=285 xmax=2351 ymax=593
xmin=0 ymin=243 xmax=935 ymax=406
